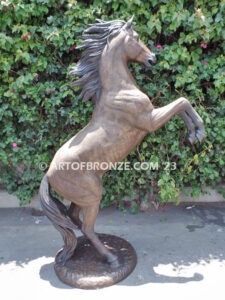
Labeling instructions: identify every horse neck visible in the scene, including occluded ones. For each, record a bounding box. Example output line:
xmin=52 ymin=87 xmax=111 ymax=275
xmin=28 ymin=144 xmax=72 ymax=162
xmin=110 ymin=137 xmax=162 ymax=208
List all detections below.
xmin=99 ymin=43 xmax=138 ymax=93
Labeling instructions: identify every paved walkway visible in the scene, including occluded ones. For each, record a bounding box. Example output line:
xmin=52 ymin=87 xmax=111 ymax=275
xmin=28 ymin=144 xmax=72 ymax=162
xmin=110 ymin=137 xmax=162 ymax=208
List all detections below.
xmin=1 ymin=203 xmax=225 ymax=299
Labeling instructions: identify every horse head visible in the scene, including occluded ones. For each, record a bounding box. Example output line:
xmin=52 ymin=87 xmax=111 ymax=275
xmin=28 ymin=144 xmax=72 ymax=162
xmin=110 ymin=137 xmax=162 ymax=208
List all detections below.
xmin=70 ymin=17 xmax=157 ymax=103
xmin=121 ymin=17 xmax=157 ymax=67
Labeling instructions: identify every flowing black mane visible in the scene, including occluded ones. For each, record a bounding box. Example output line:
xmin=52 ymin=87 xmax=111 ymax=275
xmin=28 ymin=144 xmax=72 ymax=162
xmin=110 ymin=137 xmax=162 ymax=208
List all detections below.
xmin=69 ymin=19 xmax=125 ymax=103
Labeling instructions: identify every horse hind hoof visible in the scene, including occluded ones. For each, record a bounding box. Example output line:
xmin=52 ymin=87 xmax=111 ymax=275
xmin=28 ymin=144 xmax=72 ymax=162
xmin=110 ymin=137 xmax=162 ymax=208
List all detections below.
xmin=57 ymin=248 xmax=74 ymax=266
xmin=109 ymin=258 xmax=120 ymax=269
xmin=107 ymin=254 xmax=120 ymax=268
xmin=57 ymin=252 xmax=67 ymax=266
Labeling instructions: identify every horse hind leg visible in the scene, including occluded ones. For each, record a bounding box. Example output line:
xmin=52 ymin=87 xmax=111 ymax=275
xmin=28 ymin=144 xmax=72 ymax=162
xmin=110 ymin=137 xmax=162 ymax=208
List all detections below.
xmin=81 ymin=203 xmax=119 ymax=268
xmin=49 ymin=172 xmax=119 ymax=266
xmin=67 ymin=203 xmax=82 ymax=229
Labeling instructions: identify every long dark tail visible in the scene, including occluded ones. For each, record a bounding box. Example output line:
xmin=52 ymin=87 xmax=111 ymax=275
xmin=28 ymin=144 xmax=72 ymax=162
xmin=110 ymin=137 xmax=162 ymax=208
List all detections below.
xmin=39 ymin=175 xmax=77 ymax=264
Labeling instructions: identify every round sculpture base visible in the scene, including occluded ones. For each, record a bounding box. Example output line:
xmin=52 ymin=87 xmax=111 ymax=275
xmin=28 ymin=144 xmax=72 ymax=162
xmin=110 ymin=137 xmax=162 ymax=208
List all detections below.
xmin=54 ymin=233 xmax=137 ymax=289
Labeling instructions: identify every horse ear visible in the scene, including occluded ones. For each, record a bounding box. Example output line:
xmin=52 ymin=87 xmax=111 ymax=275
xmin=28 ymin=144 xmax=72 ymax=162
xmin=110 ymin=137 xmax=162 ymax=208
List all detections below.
xmin=124 ymin=15 xmax=134 ymax=30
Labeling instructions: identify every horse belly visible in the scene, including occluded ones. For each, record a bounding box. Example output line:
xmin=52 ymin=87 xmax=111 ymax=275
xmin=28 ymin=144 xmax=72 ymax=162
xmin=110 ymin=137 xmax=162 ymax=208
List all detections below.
xmin=46 ymin=124 xmax=146 ymax=193
xmin=100 ymin=129 xmax=146 ymax=164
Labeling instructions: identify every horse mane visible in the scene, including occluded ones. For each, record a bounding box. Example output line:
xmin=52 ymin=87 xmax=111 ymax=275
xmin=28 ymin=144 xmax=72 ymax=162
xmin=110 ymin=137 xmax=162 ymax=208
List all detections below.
xmin=69 ymin=19 xmax=126 ymax=103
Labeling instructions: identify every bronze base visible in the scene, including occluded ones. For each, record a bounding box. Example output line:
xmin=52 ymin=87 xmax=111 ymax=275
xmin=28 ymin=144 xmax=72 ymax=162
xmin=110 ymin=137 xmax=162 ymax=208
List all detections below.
xmin=54 ymin=233 xmax=137 ymax=289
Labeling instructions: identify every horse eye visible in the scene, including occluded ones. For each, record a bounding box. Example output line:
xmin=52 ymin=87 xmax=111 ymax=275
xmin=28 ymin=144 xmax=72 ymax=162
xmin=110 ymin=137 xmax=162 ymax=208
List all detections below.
xmin=136 ymin=36 xmax=139 ymax=42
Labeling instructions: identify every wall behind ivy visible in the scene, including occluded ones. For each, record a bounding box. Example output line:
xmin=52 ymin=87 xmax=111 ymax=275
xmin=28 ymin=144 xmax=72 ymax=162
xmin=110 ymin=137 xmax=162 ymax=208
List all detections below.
xmin=0 ymin=0 xmax=224 ymax=211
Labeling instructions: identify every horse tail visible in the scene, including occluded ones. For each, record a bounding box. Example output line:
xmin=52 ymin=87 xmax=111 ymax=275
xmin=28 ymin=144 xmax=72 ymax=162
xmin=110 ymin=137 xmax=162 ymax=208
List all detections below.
xmin=39 ymin=175 xmax=77 ymax=264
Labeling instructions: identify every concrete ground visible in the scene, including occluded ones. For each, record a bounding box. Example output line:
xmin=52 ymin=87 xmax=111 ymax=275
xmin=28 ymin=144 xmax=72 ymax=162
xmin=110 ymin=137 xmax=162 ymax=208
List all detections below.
xmin=1 ymin=203 xmax=225 ymax=300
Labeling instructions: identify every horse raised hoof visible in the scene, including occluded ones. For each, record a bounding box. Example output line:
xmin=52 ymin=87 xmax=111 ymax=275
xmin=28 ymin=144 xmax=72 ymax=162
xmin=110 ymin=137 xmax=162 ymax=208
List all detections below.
xmin=196 ymin=128 xmax=205 ymax=144
xmin=186 ymin=132 xmax=195 ymax=145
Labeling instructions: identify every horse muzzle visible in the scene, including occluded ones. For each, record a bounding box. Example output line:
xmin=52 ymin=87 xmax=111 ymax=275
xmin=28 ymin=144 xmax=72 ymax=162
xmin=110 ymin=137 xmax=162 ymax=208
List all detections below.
xmin=144 ymin=53 xmax=157 ymax=67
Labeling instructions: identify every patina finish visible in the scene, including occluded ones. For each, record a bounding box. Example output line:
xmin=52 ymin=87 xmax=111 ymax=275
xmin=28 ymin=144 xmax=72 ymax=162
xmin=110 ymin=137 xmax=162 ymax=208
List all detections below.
xmin=54 ymin=234 xmax=137 ymax=289
xmin=39 ymin=17 xmax=205 ymax=273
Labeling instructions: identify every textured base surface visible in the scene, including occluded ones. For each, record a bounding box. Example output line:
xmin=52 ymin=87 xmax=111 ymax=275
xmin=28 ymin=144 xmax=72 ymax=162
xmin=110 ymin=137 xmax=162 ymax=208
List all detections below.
xmin=54 ymin=233 xmax=137 ymax=289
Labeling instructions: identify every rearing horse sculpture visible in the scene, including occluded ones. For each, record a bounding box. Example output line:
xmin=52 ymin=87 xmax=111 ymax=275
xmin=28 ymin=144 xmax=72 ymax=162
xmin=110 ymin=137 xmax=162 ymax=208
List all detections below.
xmin=39 ymin=17 xmax=205 ymax=268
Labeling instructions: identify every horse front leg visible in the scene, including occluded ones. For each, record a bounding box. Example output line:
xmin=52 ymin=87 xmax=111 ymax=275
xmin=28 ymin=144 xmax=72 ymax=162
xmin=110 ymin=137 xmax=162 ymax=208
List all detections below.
xmin=150 ymin=97 xmax=205 ymax=143
xmin=67 ymin=203 xmax=82 ymax=229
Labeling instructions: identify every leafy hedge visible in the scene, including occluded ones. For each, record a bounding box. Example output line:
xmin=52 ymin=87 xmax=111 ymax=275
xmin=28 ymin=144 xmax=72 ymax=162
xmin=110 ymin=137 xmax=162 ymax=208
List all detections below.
xmin=0 ymin=0 xmax=224 ymax=211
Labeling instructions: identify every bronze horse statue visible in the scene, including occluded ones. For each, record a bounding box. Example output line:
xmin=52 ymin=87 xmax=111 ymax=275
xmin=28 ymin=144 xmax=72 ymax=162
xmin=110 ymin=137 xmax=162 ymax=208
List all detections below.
xmin=39 ymin=17 xmax=205 ymax=268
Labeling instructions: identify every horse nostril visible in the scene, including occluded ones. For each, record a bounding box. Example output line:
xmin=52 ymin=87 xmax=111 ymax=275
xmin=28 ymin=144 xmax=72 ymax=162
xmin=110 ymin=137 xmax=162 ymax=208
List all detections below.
xmin=149 ymin=54 xmax=157 ymax=65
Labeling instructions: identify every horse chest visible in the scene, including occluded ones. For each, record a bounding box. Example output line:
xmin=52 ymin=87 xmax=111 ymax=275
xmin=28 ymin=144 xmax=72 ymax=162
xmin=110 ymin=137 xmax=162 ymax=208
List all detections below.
xmin=114 ymin=89 xmax=151 ymax=113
